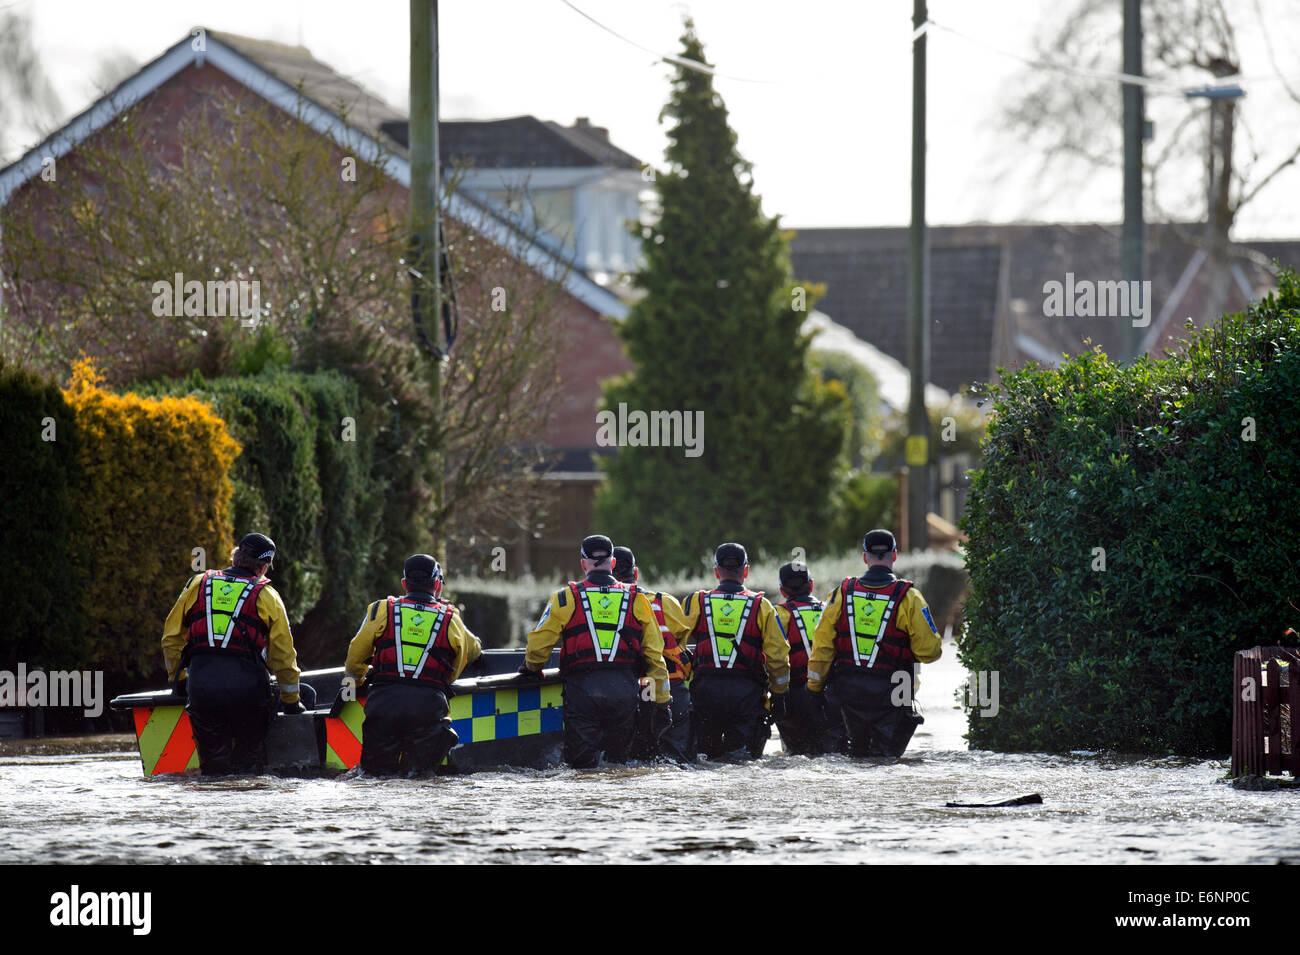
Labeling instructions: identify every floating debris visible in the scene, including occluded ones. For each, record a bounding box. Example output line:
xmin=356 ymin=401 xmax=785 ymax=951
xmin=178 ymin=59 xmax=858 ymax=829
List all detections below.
xmin=945 ymin=793 xmax=1044 ymax=808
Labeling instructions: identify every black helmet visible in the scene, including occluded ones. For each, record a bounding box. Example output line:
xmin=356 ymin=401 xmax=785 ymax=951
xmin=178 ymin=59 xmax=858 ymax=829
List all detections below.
xmin=403 ymin=553 xmax=443 ymax=585
xmin=611 ymin=546 xmax=636 ymax=583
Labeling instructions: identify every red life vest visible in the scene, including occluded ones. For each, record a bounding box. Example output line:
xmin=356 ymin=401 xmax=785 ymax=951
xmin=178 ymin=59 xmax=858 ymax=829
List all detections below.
xmin=558 ymin=581 xmax=645 ymax=673
xmin=368 ymin=595 xmax=457 ymax=688
xmin=831 ymin=577 xmax=916 ymax=673
xmin=183 ymin=570 xmax=270 ymax=658
xmin=688 ymin=588 xmax=768 ymax=684
xmin=650 ymin=593 xmax=687 ymax=684
xmin=779 ymin=596 xmax=824 ymax=684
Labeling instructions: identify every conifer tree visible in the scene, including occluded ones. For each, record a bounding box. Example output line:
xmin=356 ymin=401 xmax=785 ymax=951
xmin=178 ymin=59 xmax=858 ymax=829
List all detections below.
xmin=595 ymin=20 xmax=850 ymax=573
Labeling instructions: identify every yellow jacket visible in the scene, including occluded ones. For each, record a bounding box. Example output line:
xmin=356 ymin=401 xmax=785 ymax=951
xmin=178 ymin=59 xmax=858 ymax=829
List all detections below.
xmin=657 ymin=591 xmax=690 ymax=643
xmin=525 ymin=574 xmax=671 ymax=704
xmin=650 ymin=590 xmax=692 ymax=682
xmin=679 ymin=584 xmax=791 ymax=694
xmin=807 ymin=571 xmax=942 ymax=692
xmin=161 ymin=571 xmax=301 ymax=704
xmin=345 ymin=595 xmax=482 ymax=685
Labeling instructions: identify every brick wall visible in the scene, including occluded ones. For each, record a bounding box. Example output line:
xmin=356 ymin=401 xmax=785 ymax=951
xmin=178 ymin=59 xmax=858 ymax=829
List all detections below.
xmin=7 ymin=60 xmax=629 ymax=483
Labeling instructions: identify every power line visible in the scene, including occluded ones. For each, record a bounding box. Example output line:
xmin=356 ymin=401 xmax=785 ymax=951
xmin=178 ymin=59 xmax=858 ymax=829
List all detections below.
xmin=557 ymin=3 xmax=1288 ymax=98
xmin=557 ymin=0 xmax=776 ymax=84
xmin=923 ymin=17 xmax=1282 ymax=98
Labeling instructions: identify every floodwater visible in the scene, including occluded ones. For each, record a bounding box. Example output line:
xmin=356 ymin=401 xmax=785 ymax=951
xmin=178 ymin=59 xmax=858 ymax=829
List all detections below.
xmin=3 ymin=642 xmax=1298 ymax=864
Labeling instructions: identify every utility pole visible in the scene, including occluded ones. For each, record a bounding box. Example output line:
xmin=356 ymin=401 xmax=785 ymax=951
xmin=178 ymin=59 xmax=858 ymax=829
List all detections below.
xmin=1121 ymin=0 xmax=1145 ymax=361
xmin=409 ymin=0 xmax=444 ymax=536
xmin=906 ymin=0 xmax=930 ymax=552
xmin=410 ymin=0 xmax=442 ymax=391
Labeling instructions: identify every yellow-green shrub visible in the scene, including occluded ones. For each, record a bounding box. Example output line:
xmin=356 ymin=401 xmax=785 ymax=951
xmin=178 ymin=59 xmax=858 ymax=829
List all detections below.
xmin=63 ymin=360 xmax=240 ymax=678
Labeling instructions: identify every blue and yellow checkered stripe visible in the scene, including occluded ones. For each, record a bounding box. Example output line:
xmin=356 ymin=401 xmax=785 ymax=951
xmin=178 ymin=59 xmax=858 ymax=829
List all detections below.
xmin=448 ymin=684 xmax=564 ymax=743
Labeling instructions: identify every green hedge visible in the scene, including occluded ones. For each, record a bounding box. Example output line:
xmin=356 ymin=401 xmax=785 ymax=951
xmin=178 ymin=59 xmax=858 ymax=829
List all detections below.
xmin=150 ymin=371 xmax=388 ymax=666
xmin=960 ymin=270 xmax=1300 ymax=756
xmin=298 ymin=374 xmax=381 ymax=644
xmin=0 ymin=359 xmax=83 ymax=671
xmin=168 ymin=374 xmax=324 ymax=621
xmin=3 ymin=361 xmax=415 ymax=689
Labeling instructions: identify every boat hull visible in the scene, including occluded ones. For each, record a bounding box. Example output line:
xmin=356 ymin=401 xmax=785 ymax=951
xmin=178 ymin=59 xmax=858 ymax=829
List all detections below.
xmin=110 ymin=648 xmax=564 ymax=776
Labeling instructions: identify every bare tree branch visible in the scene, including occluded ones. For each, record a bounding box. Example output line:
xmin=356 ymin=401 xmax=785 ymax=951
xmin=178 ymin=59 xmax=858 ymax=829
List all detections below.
xmin=1 ymin=88 xmax=568 ymax=551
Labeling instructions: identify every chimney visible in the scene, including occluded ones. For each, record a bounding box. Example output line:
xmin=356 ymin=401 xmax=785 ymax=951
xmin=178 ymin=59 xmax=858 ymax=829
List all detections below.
xmin=573 ymin=116 xmax=609 ymax=142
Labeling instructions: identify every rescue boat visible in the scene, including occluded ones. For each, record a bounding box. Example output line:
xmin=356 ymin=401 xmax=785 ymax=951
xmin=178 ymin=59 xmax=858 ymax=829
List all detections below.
xmin=109 ymin=648 xmax=564 ymax=776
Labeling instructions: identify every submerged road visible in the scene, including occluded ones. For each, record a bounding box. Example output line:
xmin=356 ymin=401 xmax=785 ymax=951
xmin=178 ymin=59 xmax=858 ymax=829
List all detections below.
xmin=2 ymin=641 xmax=1298 ymax=864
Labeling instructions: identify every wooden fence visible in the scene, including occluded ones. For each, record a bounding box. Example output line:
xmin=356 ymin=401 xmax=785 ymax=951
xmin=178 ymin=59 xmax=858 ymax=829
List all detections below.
xmin=1232 ymin=646 xmax=1300 ymax=778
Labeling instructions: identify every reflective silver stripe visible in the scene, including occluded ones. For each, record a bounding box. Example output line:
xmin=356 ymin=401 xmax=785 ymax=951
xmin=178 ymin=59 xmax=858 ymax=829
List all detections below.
xmin=220 ymin=578 xmax=257 ymax=649
xmin=865 ymin=592 xmax=896 ymax=668
xmin=702 ymin=593 xmax=722 ymax=667
xmin=775 ymin=674 xmax=789 ymax=685
xmin=278 ymin=683 xmax=300 ymax=694
xmin=789 ymin=606 xmax=814 ymax=659
xmin=578 ymin=585 xmax=628 ymax=663
xmin=729 ymin=596 xmax=756 ymax=669
xmin=847 ymin=582 xmax=865 ymax=666
xmin=394 ymin=598 xmax=442 ymax=679
xmin=847 ymin=581 xmax=896 ymax=668
xmin=392 ymin=599 xmax=408 ymax=675
xmin=652 ymin=597 xmax=671 ymax=633
xmin=606 ymin=586 xmax=631 ymax=663
xmin=577 ymin=586 xmax=603 ymax=662
xmin=200 ymin=572 xmax=257 ymax=649
xmin=410 ymin=603 xmax=445 ymax=680
xmin=202 ymin=573 xmax=217 ymax=648
xmin=703 ymin=592 xmax=755 ymax=669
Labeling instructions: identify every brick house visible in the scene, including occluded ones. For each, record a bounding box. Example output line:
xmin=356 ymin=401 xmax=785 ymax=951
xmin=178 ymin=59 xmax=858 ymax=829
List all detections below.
xmin=0 ymin=29 xmax=642 ymax=576
xmin=791 ymin=222 xmax=1300 ymax=391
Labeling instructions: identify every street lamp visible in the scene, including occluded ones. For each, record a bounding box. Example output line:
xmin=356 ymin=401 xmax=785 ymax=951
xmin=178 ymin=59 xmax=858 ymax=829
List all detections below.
xmin=1183 ymin=84 xmax=1245 ymax=101
xmin=1183 ymin=83 xmax=1245 ymax=238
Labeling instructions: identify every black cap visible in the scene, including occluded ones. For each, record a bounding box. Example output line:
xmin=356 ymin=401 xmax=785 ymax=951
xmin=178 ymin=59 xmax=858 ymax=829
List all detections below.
xmin=403 ymin=553 xmax=442 ymax=583
xmin=238 ymin=532 xmax=276 ymax=565
xmin=611 ymin=546 xmax=636 ymax=583
xmin=779 ymin=561 xmax=811 ymax=591
xmin=714 ymin=542 xmax=748 ymax=569
xmin=863 ymin=529 xmax=897 ymax=556
xmin=581 ymin=534 xmax=613 ymax=561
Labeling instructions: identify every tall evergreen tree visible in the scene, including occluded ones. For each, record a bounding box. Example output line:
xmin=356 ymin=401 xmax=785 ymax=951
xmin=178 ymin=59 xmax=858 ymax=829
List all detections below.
xmin=595 ymin=20 xmax=851 ymax=574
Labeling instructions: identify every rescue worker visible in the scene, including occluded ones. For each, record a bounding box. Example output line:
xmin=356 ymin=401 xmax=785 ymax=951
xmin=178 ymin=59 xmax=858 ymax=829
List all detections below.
xmin=772 ymin=560 xmax=845 ymax=755
xmin=345 ymin=554 xmax=482 ymax=776
xmin=680 ymin=543 xmax=791 ymax=760
xmin=161 ymin=532 xmax=301 ymax=775
xmin=616 ymin=545 xmax=694 ymax=763
xmin=807 ymin=529 xmax=942 ymax=757
xmin=521 ymin=534 xmax=671 ymax=769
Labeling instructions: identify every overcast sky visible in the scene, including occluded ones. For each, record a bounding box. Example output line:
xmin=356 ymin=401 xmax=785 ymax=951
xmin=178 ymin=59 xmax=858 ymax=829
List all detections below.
xmin=12 ymin=0 xmax=1300 ymax=237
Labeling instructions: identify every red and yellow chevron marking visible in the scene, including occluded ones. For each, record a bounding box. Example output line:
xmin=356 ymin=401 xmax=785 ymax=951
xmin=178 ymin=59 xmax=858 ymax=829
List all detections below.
xmin=324 ymin=699 xmax=366 ymax=769
xmin=132 ymin=706 xmax=199 ymax=776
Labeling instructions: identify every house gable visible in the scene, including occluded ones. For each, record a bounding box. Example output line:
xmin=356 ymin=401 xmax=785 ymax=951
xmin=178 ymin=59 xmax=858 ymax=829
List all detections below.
xmin=0 ymin=28 xmax=626 ymax=321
